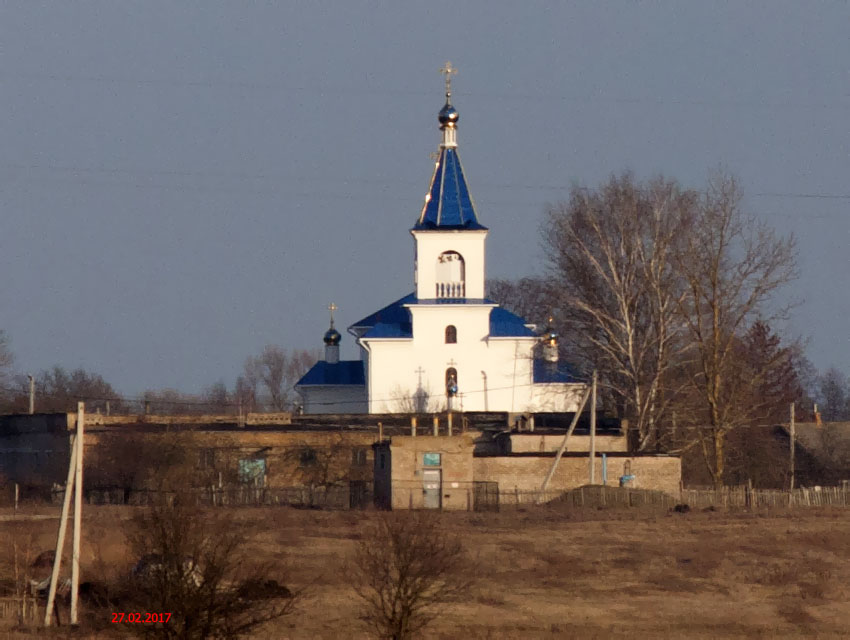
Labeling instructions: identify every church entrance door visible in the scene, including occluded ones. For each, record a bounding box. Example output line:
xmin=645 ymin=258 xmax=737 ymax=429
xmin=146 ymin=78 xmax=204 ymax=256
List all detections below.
xmin=422 ymin=469 xmax=442 ymax=509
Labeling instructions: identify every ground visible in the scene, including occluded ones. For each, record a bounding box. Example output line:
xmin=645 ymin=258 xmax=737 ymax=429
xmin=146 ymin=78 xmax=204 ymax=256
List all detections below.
xmin=0 ymin=504 xmax=848 ymax=638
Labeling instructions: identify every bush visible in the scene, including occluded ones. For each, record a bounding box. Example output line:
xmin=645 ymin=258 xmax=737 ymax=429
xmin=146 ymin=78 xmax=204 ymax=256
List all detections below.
xmin=125 ymin=495 xmax=298 ymax=639
xmin=351 ymin=511 xmax=472 ymax=639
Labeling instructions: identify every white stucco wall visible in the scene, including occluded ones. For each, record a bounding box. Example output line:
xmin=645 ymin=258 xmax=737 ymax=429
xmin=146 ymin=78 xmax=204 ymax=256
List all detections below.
xmin=299 ymin=386 xmax=368 ymax=414
xmin=362 ymin=320 xmax=582 ymax=413
xmin=411 ymin=230 xmax=488 ymax=300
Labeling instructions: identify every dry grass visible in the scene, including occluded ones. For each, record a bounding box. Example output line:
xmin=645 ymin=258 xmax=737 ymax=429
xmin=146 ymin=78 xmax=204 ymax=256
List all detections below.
xmin=0 ymin=505 xmax=848 ymax=638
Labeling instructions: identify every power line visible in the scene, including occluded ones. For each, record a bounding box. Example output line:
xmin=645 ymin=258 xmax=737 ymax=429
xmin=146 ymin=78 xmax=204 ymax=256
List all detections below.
xmin=2 ymin=71 xmax=848 ymax=111
xmin=3 ymin=162 xmax=849 ymax=208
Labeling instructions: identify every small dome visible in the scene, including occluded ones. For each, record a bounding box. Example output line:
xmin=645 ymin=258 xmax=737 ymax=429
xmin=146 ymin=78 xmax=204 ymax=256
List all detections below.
xmin=438 ymin=101 xmax=459 ymax=126
xmin=323 ymin=327 xmax=341 ymax=346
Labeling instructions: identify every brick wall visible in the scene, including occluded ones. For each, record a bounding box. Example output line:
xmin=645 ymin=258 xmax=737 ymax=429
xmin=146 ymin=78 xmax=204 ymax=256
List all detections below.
xmin=387 ymin=435 xmax=475 ymax=510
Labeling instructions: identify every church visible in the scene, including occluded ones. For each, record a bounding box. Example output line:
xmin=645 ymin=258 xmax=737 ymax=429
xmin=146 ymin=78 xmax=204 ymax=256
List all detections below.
xmin=296 ymin=67 xmax=586 ymax=415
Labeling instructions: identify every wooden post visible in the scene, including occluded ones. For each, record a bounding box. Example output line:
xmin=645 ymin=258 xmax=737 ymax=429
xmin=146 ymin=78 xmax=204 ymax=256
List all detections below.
xmin=71 ymin=402 xmax=84 ymax=625
xmin=411 ymin=416 xmax=417 ymax=437
xmin=789 ymin=403 xmax=796 ymax=491
xmin=538 ymin=384 xmax=593 ymax=501
xmin=28 ymin=375 xmax=35 ymax=414
xmin=589 ymin=370 xmax=597 ymax=484
xmin=45 ymin=428 xmax=79 ymax=626
xmin=433 ymin=416 xmax=439 ymax=436
xmin=14 ymin=483 xmax=19 ymax=512
xmin=447 ymin=411 xmax=453 ymax=436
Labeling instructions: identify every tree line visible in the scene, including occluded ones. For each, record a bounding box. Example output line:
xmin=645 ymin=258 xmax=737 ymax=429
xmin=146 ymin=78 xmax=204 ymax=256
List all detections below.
xmin=488 ymin=171 xmax=847 ymax=487
xmin=0 ymin=334 xmax=317 ymax=416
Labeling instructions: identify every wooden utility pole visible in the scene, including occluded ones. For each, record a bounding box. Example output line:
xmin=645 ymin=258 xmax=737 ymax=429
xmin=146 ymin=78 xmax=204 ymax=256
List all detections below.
xmin=589 ymin=370 xmax=597 ymax=484
xmin=45 ymin=429 xmax=78 ymax=625
xmin=538 ymin=384 xmax=593 ymax=501
xmin=789 ymin=402 xmax=796 ymax=491
xmin=45 ymin=402 xmax=85 ymax=627
xmin=27 ymin=374 xmax=35 ymax=414
xmin=70 ymin=402 xmax=84 ymax=625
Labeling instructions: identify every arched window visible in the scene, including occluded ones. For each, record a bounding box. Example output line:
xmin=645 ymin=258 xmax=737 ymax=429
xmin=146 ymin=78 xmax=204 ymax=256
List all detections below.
xmin=435 ymin=251 xmax=465 ymax=299
xmin=445 ymin=325 xmax=457 ymax=344
xmin=445 ymin=368 xmax=458 ymax=397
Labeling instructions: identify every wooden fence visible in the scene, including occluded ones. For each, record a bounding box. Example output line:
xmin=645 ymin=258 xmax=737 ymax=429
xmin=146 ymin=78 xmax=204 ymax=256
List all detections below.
xmin=681 ymin=485 xmax=850 ymax=509
xmin=500 ymin=484 xmax=850 ymax=511
xmin=0 ymin=596 xmax=39 ymax=625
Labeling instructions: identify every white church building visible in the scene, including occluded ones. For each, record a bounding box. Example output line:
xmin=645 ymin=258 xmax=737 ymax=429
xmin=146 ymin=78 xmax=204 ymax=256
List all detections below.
xmin=296 ymin=70 xmax=586 ymax=415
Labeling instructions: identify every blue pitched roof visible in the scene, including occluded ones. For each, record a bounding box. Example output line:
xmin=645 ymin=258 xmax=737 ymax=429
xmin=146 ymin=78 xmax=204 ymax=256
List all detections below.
xmin=362 ymin=322 xmax=412 ymax=339
xmin=533 ymin=359 xmax=582 ymax=384
xmin=350 ymin=293 xmax=415 ymax=331
xmin=296 ymin=360 xmax=365 ymax=387
xmin=489 ymin=307 xmax=536 ymax=337
xmin=413 ymin=147 xmax=487 ymax=231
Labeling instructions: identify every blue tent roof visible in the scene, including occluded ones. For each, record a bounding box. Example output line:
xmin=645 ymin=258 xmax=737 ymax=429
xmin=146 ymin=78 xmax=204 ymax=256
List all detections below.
xmin=296 ymin=360 xmax=365 ymax=387
xmin=489 ymin=307 xmax=536 ymax=337
xmin=533 ymin=359 xmax=582 ymax=384
xmin=413 ymin=147 xmax=487 ymax=231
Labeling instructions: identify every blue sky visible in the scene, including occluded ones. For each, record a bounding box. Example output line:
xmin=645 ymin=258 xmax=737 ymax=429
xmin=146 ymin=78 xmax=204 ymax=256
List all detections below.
xmin=1 ymin=2 xmax=847 ymax=394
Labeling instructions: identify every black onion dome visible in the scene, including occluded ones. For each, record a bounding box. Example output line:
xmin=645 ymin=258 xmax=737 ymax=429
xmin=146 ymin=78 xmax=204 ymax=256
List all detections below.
xmin=323 ymin=327 xmax=341 ymax=346
xmin=438 ymin=101 xmax=459 ymax=126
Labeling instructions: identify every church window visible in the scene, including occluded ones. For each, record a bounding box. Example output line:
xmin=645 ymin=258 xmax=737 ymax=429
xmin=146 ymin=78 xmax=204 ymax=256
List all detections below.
xmin=445 ymin=325 xmax=457 ymax=344
xmin=445 ymin=367 xmax=458 ymax=396
xmin=435 ymin=251 xmax=465 ymax=299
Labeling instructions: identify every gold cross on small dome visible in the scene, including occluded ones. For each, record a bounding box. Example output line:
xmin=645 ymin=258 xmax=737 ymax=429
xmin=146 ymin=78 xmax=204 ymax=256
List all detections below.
xmin=439 ymin=61 xmax=457 ymax=95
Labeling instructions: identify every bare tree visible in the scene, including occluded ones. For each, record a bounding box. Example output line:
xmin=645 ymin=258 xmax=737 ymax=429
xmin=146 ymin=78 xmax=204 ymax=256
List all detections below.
xmin=486 ymin=277 xmax=551 ymax=327
xmin=544 ymin=174 xmax=696 ymax=450
xmin=818 ymin=367 xmax=849 ymax=421
xmin=281 ymin=436 xmax=351 ymax=506
xmin=352 ymin=511 xmax=472 ymax=640
xmin=202 ymin=381 xmax=231 ymax=414
xmin=675 ymin=172 xmax=796 ymax=487
xmin=243 ymin=346 xmax=317 ymax=411
xmin=0 ymin=330 xmax=13 ymax=384
xmin=11 ymin=366 xmax=125 ymax=414
xmin=385 ymin=384 xmax=444 ymax=414
xmin=233 ymin=375 xmax=257 ymax=414
xmin=141 ymin=388 xmax=198 ymax=414
xmin=126 ymin=495 xmax=298 ymax=639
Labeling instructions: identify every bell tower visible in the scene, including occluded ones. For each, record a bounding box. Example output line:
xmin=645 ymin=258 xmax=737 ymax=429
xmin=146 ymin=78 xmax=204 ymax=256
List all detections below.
xmin=411 ymin=62 xmax=488 ymax=301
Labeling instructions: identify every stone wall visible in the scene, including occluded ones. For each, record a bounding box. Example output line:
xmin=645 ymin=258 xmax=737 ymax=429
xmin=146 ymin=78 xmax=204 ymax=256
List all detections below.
xmin=84 ymin=429 xmax=378 ymax=490
xmin=503 ymin=433 xmax=627 ymax=454
xmin=472 ymin=454 xmax=681 ymax=497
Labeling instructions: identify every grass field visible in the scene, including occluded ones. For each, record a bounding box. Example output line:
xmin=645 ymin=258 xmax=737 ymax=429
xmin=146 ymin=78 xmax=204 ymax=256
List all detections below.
xmin=0 ymin=503 xmax=848 ymax=638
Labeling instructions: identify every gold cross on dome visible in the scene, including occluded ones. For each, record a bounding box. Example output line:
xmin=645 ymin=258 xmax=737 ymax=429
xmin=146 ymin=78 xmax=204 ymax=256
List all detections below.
xmin=439 ymin=61 xmax=457 ymax=94
xmin=328 ymin=302 xmax=338 ymax=326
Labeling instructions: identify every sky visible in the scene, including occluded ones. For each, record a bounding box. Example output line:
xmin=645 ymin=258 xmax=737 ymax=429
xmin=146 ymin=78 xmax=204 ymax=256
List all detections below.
xmin=1 ymin=2 xmax=848 ymax=396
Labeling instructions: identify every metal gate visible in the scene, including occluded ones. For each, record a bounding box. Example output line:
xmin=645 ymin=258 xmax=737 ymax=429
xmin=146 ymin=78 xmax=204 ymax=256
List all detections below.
xmin=473 ymin=481 xmax=499 ymax=512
